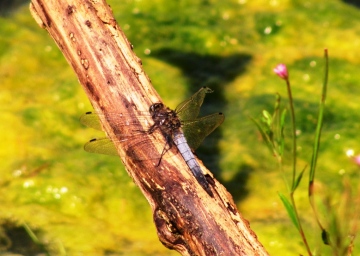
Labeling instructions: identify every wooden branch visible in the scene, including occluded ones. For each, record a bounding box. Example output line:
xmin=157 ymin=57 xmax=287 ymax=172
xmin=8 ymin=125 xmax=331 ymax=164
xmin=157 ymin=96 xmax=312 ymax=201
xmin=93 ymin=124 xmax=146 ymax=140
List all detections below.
xmin=29 ymin=0 xmax=269 ymax=255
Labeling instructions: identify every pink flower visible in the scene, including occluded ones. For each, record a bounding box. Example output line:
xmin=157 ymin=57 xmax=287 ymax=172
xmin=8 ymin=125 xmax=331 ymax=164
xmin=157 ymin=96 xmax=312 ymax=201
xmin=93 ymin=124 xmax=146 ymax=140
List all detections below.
xmin=353 ymin=155 xmax=360 ymax=166
xmin=274 ymin=64 xmax=289 ymax=80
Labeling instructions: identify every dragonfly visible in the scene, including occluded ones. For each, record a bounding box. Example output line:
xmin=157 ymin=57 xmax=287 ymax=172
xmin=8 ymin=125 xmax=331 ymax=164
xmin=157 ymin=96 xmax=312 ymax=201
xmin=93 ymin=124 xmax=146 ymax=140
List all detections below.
xmin=80 ymin=86 xmax=224 ymax=196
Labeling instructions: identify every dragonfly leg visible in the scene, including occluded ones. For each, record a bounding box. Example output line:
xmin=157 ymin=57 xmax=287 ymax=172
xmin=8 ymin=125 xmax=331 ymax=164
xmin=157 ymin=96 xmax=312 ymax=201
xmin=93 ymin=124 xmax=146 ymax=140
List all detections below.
xmin=156 ymin=136 xmax=173 ymax=167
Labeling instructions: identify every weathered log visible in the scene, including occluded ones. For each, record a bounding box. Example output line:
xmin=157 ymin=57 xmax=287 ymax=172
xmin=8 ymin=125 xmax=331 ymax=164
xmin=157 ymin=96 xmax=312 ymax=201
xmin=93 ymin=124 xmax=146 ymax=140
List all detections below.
xmin=29 ymin=0 xmax=269 ymax=255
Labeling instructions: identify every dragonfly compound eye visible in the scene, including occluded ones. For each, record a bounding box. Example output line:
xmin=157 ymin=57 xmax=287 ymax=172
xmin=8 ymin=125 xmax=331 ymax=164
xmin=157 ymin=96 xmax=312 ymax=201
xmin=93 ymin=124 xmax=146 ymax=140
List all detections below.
xmin=149 ymin=103 xmax=164 ymax=113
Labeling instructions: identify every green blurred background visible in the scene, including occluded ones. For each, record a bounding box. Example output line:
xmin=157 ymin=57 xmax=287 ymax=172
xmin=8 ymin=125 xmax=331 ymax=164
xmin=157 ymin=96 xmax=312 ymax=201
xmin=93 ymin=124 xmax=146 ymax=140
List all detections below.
xmin=1 ymin=0 xmax=360 ymax=255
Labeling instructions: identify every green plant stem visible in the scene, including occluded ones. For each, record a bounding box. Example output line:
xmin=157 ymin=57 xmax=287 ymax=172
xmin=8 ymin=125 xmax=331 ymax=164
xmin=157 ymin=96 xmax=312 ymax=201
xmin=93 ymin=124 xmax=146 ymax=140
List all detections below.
xmin=308 ymin=49 xmax=329 ymax=241
xmin=309 ymin=49 xmax=328 ymax=183
xmin=290 ymin=192 xmax=313 ymax=256
xmin=285 ymin=78 xmax=297 ymax=190
xmin=285 ymin=78 xmax=312 ymax=255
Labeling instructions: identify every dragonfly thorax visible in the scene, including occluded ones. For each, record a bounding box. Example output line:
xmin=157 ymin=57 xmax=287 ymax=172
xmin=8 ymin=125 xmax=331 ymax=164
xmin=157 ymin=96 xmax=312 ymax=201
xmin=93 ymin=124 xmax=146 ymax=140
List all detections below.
xmin=149 ymin=103 xmax=181 ymax=135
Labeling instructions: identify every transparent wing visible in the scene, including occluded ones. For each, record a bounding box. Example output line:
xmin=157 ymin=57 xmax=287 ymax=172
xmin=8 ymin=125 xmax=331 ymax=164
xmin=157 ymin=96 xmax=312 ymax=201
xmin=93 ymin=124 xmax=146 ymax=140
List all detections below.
xmin=80 ymin=111 xmax=178 ymax=160
xmin=80 ymin=112 xmax=103 ymax=130
xmin=84 ymin=135 xmax=178 ymax=162
xmin=80 ymin=111 xmax=152 ymax=131
xmin=84 ymin=138 xmax=118 ymax=156
xmin=175 ymin=86 xmax=213 ymax=121
xmin=182 ymin=112 xmax=225 ymax=150
xmin=81 ymin=111 xmax=161 ymax=158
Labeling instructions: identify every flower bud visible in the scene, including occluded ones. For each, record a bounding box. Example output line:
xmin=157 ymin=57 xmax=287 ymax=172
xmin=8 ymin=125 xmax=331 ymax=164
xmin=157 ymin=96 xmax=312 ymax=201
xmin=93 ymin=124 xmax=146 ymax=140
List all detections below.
xmin=274 ymin=64 xmax=289 ymax=80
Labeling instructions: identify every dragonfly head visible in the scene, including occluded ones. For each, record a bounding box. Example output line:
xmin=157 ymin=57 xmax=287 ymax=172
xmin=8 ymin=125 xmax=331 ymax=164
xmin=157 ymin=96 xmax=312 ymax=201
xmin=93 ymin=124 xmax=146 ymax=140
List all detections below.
xmin=149 ymin=103 xmax=164 ymax=115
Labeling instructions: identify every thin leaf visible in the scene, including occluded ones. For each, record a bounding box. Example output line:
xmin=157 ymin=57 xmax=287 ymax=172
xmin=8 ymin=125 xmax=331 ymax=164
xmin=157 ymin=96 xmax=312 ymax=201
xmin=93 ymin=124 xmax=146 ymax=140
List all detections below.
xmin=309 ymin=49 xmax=328 ymax=183
xmin=262 ymin=110 xmax=272 ymax=126
xmin=274 ymin=93 xmax=281 ymax=111
xmin=278 ymin=192 xmax=300 ymax=231
xmin=292 ymin=165 xmax=306 ymax=192
xmin=278 ymin=109 xmax=287 ymax=156
xmin=250 ymin=117 xmax=274 ymax=154
xmin=280 ymin=109 xmax=287 ymax=132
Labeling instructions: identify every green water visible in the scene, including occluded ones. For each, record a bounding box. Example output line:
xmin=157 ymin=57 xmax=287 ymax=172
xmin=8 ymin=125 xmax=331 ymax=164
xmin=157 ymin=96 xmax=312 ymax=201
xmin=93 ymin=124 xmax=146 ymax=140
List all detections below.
xmin=1 ymin=0 xmax=359 ymax=255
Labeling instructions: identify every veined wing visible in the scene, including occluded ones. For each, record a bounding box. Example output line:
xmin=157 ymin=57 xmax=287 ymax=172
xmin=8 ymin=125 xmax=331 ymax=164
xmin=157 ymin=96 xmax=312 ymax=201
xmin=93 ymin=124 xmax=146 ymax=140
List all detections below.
xmin=84 ymin=138 xmax=118 ymax=156
xmin=83 ymin=135 xmax=175 ymax=161
xmin=80 ymin=112 xmax=178 ymax=160
xmin=81 ymin=111 xmax=154 ymax=157
xmin=80 ymin=112 xmax=103 ymax=130
xmin=175 ymin=87 xmax=213 ymax=121
xmin=182 ymin=112 xmax=224 ymax=150
xmin=80 ymin=111 xmax=152 ymax=131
